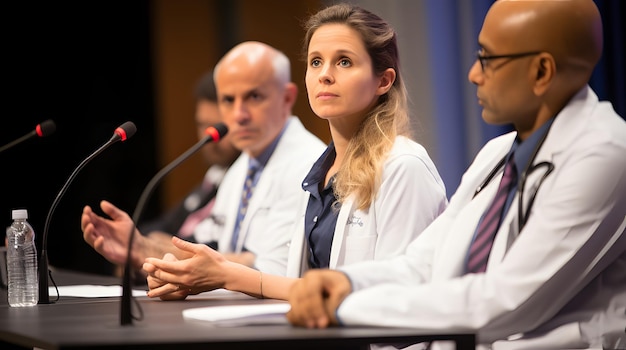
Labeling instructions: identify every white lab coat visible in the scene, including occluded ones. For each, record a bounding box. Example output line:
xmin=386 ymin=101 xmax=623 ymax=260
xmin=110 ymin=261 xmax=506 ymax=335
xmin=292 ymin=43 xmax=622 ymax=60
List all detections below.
xmin=286 ymin=136 xmax=448 ymax=277
xmin=337 ymin=86 xmax=626 ymax=350
xmin=193 ymin=117 xmax=326 ymax=275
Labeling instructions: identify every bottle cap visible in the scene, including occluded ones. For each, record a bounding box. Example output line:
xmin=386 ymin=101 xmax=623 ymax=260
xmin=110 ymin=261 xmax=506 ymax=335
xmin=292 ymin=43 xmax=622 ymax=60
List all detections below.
xmin=11 ymin=209 xmax=28 ymax=220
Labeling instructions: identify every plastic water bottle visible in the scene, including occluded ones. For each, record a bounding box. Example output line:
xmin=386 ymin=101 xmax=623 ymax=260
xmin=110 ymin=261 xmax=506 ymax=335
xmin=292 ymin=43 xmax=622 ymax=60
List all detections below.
xmin=7 ymin=209 xmax=39 ymax=307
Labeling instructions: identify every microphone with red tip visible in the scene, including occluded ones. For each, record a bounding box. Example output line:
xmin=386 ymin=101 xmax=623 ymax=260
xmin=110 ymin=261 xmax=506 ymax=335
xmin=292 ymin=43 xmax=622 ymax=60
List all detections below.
xmin=112 ymin=122 xmax=135 ymax=142
xmin=0 ymin=119 xmax=57 ymax=154
xmin=120 ymin=122 xmax=228 ymax=325
xmin=39 ymin=121 xmax=137 ymax=304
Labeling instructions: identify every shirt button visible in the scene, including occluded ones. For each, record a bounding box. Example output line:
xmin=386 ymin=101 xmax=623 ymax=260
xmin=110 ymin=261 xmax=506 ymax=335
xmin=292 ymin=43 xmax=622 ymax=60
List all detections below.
xmin=303 ymin=182 xmax=309 ymax=186
xmin=313 ymin=216 xmax=318 ymax=223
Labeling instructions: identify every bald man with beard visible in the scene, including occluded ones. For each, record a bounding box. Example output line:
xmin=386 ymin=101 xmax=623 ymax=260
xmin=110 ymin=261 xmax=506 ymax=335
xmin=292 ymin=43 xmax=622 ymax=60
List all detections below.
xmin=286 ymin=1 xmax=626 ymax=349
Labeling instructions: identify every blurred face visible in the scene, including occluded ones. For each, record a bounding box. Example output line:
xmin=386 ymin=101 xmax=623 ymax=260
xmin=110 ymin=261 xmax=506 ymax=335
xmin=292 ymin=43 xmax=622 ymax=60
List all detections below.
xmin=195 ymin=99 xmax=240 ymax=167
xmin=306 ymin=23 xmax=389 ymax=125
xmin=215 ymin=56 xmax=292 ymax=158
xmin=467 ymin=6 xmax=539 ymax=128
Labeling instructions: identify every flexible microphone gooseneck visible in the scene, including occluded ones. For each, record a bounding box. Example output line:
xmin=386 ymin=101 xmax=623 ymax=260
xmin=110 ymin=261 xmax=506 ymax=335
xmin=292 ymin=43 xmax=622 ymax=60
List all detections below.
xmin=39 ymin=121 xmax=137 ymax=304
xmin=0 ymin=119 xmax=56 ymax=154
xmin=120 ymin=122 xmax=228 ymax=325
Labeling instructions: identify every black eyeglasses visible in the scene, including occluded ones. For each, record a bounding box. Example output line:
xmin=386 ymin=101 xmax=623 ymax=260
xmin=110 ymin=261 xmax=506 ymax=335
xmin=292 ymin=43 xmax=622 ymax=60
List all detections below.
xmin=476 ymin=50 xmax=541 ymax=72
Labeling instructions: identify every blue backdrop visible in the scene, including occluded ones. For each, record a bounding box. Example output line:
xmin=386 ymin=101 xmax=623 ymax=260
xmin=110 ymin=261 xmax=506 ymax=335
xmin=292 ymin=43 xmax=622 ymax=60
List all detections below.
xmin=424 ymin=0 xmax=625 ymax=196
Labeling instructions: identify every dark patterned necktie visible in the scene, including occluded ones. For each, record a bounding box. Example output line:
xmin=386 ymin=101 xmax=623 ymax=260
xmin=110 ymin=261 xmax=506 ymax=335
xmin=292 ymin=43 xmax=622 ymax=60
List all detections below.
xmin=230 ymin=164 xmax=259 ymax=251
xmin=466 ymin=157 xmax=517 ymax=273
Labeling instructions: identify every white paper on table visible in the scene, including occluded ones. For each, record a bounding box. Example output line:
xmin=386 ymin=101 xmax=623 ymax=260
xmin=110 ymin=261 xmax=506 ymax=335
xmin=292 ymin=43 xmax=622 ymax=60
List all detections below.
xmin=183 ymin=302 xmax=291 ymax=327
xmin=49 ymin=285 xmax=147 ymax=298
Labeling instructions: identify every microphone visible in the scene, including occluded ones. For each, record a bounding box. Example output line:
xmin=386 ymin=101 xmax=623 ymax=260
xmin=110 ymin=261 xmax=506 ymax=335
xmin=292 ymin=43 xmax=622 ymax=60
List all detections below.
xmin=0 ymin=119 xmax=56 ymax=154
xmin=120 ymin=122 xmax=228 ymax=325
xmin=39 ymin=121 xmax=137 ymax=304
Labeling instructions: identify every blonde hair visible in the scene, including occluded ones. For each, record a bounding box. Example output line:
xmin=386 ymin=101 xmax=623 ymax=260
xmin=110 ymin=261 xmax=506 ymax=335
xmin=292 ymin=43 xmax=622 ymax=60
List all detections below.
xmin=303 ymin=4 xmax=411 ymax=209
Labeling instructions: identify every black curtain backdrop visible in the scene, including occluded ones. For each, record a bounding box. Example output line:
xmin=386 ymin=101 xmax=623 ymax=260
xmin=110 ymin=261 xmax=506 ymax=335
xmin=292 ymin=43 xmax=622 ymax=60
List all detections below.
xmin=2 ymin=1 xmax=159 ymax=276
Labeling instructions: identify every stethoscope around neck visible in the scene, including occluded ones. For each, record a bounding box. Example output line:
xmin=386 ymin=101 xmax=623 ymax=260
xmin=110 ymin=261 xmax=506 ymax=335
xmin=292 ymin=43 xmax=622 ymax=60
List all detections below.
xmin=473 ymin=122 xmax=556 ymax=233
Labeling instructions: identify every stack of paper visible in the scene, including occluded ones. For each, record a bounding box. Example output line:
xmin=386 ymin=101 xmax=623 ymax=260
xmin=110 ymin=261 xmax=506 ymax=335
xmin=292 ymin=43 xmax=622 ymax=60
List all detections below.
xmin=183 ymin=302 xmax=291 ymax=326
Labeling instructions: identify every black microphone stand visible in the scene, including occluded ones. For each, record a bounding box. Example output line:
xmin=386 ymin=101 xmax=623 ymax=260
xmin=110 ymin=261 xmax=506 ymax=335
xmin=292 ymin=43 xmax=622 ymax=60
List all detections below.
xmin=121 ymin=128 xmax=226 ymax=325
xmin=39 ymin=123 xmax=135 ymax=304
xmin=0 ymin=120 xmax=56 ymax=154
xmin=0 ymin=131 xmax=38 ymax=154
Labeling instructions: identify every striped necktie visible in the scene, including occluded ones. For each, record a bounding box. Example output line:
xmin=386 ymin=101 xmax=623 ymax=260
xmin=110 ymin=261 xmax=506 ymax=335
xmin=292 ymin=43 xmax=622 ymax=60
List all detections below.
xmin=466 ymin=156 xmax=517 ymax=273
xmin=230 ymin=164 xmax=259 ymax=251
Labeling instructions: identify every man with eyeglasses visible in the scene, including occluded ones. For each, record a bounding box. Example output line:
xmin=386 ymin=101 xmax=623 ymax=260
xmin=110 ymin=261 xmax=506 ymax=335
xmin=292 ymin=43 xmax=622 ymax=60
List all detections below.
xmin=286 ymin=1 xmax=626 ymax=349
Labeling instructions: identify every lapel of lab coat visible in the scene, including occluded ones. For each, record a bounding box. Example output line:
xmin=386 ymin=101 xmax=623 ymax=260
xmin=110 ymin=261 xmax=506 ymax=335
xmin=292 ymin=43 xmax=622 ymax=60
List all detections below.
xmin=216 ymin=154 xmax=249 ymax=253
xmin=487 ymin=86 xmax=593 ymax=270
xmin=285 ymin=195 xmax=356 ymax=275
xmin=233 ymin=159 xmax=273 ymax=252
xmin=328 ymin=197 xmax=356 ymax=269
xmin=285 ymin=194 xmax=311 ymax=278
xmin=432 ymin=140 xmax=513 ymax=279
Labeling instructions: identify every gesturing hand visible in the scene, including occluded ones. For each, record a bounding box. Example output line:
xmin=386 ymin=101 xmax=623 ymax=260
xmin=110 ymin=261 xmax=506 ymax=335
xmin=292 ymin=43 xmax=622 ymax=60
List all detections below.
xmin=81 ymin=200 xmax=138 ymax=267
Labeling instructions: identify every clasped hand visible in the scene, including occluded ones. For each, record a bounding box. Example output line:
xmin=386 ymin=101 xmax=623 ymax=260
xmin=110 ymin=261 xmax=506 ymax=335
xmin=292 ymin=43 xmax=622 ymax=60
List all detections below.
xmin=143 ymin=236 xmax=229 ymax=300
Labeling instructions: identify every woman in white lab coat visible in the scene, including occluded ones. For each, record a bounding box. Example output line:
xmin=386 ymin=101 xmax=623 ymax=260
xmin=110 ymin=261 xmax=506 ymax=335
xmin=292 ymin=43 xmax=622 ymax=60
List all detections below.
xmin=142 ymin=3 xmax=447 ymax=300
